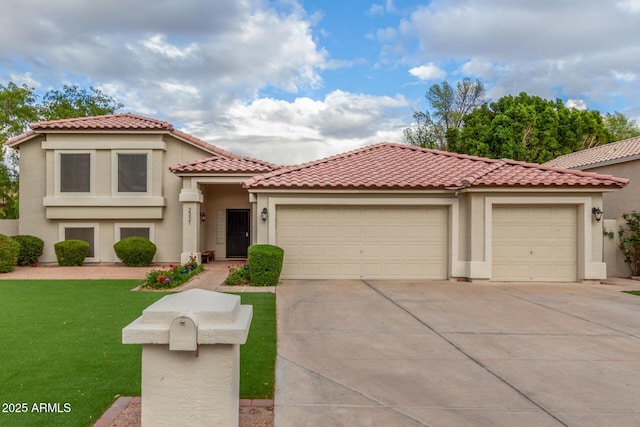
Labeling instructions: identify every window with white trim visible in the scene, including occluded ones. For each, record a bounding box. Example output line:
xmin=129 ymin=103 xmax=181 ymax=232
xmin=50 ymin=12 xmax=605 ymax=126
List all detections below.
xmin=120 ymin=227 xmax=150 ymax=240
xmin=117 ymin=153 xmax=148 ymax=193
xmin=60 ymin=153 xmax=91 ymax=192
xmin=64 ymin=227 xmax=95 ymax=258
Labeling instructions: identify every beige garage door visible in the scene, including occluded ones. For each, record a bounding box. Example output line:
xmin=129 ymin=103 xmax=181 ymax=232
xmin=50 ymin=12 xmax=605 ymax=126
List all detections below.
xmin=276 ymin=205 xmax=448 ymax=279
xmin=492 ymin=205 xmax=577 ymax=282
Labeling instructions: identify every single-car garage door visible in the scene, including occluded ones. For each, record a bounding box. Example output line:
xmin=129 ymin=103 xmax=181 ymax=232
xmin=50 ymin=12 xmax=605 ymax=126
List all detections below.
xmin=492 ymin=205 xmax=577 ymax=282
xmin=276 ymin=205 xmax=448 ymax=279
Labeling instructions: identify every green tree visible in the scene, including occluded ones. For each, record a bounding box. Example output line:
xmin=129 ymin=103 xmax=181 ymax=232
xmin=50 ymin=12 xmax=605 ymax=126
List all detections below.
xmin=40 ymin=85 xmax=123 ymax=120
xmin=0 ymin=82 xmax=122 ymax=218
xmin=603 ymin=111 xmax=640 ymax=141
xmin=455 ymin=93 xmax=612 ymax=164
xmin=404 ymin=77 xmax=485 ymax=150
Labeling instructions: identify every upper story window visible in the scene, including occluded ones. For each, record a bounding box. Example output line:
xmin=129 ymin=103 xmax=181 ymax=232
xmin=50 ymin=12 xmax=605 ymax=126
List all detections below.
xmin=117 ymin=153 xmax=148 ymax=193
xmin=60 ymin=153 xmax=91 ymax=192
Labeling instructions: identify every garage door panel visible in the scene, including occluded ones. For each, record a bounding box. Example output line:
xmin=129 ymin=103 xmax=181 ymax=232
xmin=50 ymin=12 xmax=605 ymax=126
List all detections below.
xmin=277 ymin=205 xmax=448 ymax=280
xmin=492 ymin=206 xmax=577 ymax=282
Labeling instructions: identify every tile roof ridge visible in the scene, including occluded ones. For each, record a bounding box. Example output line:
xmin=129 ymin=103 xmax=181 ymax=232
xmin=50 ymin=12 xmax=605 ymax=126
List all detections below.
xmin=544 ymin=136 xmax=640 ymax=168
xmin=4 ymin=129 xmax=36 ymax=146
xmin=29 ymin=113 xmax=174 ymax=130
xmin=501 ymin=157 xmax=629 ymax=185
xmin=169 ymin=155 xmax=277 ymax=173
xmin=446 ymin=159 xmax=506 ymax=190
xmin=243 ymin=142 xmax=399 ymax=188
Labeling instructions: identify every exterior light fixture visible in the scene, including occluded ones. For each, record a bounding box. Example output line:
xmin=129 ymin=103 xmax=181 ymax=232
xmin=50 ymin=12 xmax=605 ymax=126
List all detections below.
xmin=200 ymin=211 xmax=206 ymax=223
xmin=261 ymin=207 xmax=268 ymax=221
xmin=592 ymin=207 xmax=603 ymax=222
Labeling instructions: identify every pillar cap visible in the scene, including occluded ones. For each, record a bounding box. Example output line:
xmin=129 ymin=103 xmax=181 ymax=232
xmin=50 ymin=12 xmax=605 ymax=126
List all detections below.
xmin=122 ymin=289 xmax=253 ymax=345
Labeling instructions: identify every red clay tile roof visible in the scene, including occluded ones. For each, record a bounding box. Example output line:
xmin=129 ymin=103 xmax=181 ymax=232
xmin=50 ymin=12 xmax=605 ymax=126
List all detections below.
xmin=243 ymin=143 xmax=628 ymax=190
xmin=170 ymin=156 xmax=277 ymax=174
xmin=31 ymin=113 xmax=173 ymax=131
xmin=3 ymin=114 xmax=243 ymax=160
xmin=544 ymin=136 xmax=640 ymax=169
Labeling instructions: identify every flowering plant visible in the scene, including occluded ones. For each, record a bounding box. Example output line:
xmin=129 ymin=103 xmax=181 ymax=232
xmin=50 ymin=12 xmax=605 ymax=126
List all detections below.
xmin=143 ymin=256 xmax=203 ymax=289
xmin=225 ymin=261 xmax=250 ymax=286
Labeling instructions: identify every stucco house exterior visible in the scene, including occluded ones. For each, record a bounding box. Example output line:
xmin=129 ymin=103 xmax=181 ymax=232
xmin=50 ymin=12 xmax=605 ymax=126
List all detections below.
xmin=5 ymin=114 xmax=628 ymax=282
xmin=544 ymin=136 xmax=640 ymax=277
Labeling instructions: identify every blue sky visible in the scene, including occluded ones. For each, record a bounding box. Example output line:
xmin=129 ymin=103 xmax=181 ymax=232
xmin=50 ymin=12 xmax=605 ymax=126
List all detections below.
xmin=1 ymin=0 xmax=639 ymax=164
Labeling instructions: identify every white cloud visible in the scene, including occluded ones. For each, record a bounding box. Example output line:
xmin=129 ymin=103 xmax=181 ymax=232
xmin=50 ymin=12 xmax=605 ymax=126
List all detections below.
xmin=613 ymin=71 xmax=637 ymax=82
xmin=201 ymin=90 xmax=409 ymax=164
xmin=617 ymin=0 xmax=640 ymax=12
xmin=141 ymin=34 xmax=199 ymax=59
xmin=461 ymin=58 xmax=498 ymax=80
xmin=566 ymin=99 xmax=587 ymax=110
xmin=389 ymin=1 xmax=640 ymax=110
xmin=367 ymin=4 xmax=385 ymax=16
xmin=409 ymin=63 xmax=446 ymax=80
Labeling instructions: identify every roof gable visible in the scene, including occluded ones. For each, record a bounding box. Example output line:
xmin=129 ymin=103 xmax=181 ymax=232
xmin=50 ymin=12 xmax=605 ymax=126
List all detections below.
xmin=170 ymin=155 xmax=277 ymax=175
xmin=543 ymin=136 xmax=640 ymax=170
xmin=3 ymin=113 xmax=246 ymax=160
xmin=244 ymin=143 xmax=628 ymax=190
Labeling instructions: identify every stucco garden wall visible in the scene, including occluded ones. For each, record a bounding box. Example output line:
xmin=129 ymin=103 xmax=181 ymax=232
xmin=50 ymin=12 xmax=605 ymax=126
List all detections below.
xmin=0 ymin=219 xmax=18 ymax=236
xmin=603 ymin=218 xmax=632 ymax=278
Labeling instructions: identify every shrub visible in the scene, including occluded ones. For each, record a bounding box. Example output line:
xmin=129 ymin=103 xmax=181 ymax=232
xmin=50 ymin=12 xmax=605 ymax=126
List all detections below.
xmin=247 ymin=244 xmax=284 ymax=286
xmin=0 ymin=234 xmax=20 ymax=273
xmin=114 ymin=237 xmax=157 ymax=267
xmin=618 ymin=211 xmax=640 ymax=276
xmin=12 ymin=235 xmax=44 ymax=266
xmin=54 ymin=240 xmax=89 ymax=266
xmin=143 ymin=257 xmax=203 ymax=289
xmin=225 ymin=261 xmax=250 ymax=286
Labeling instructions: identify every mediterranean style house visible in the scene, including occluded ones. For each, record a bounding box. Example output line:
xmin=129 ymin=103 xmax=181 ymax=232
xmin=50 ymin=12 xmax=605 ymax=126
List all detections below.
xmin=5 ymin=113 xmax=628 ymax=282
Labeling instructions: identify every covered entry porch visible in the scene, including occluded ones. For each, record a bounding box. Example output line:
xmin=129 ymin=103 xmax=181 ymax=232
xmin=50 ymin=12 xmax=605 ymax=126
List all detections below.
xmin=170 ymin=155 xmax=276 ymax=263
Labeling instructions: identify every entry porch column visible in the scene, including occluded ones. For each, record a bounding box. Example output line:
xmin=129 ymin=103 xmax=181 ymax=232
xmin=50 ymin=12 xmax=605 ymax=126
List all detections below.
xmin=179 ymin=187 xmax=203 ymax=264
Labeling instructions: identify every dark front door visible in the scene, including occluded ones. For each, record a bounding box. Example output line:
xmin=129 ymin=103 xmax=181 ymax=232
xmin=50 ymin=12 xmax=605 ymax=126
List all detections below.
xmin=227 ymin=209 xmax=250 ymax=258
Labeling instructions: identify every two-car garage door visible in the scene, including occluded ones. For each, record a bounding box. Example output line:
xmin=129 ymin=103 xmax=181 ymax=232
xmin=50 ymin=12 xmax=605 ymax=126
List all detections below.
xmin=276 ymin=205 xmax=448 ymax=279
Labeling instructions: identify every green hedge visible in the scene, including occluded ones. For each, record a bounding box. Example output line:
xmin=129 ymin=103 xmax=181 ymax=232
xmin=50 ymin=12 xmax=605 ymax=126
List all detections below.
xmin=114 ymin=237 xmax=157 ymax=267
xmin=247 ymin=244 xmax=284 ymax=286
xmin=12 ymin=235 xmax=44 ymax=266
xmin=54 ymin=240 xmax=89 ymax=266
xmin=0 ymin=234 xmax=20 ymax=273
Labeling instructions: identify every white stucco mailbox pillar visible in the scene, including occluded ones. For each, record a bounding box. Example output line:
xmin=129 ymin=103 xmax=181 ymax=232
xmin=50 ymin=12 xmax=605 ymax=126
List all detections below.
xmin=122 ymin=289 xmax=253 ymax=427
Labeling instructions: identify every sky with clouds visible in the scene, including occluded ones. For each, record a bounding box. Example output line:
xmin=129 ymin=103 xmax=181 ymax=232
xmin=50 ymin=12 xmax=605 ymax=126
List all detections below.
xmin=1 ymin=0 xmax=639 ymax=164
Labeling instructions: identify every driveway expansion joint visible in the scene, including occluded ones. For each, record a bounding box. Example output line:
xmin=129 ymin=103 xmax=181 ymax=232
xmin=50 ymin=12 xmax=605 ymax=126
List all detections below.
xmin=362 ymin=280 xmax=569 ymax=427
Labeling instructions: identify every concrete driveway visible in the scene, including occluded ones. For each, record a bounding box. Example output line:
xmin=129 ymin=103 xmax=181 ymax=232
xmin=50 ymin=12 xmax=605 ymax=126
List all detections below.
xmin=274 ymin=280 xmax=640 ymax=426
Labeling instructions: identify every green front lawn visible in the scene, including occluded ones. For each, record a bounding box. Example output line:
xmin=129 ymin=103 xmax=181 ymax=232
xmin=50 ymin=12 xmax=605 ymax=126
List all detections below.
xmin=623 ymin=290 xmax=640 ymax=296
xmin=0 ymin=280 xmax=275 ymax=427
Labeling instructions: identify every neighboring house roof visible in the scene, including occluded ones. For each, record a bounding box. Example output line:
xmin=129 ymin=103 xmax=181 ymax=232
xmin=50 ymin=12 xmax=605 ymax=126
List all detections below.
xmin=170 ymin=155 xmax=277 ymax=175
xmin=3 ymin=113 xmax=239 ymax=159
xmin=244 ymin=142 xmax=628 ymax=190
xmin=543 ymin=136 xmax=640 ymax=170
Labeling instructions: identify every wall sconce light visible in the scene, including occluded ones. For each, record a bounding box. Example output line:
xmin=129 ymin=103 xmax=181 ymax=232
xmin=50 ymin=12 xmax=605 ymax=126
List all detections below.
xmin=261 ymin=207 xmax=268 ymax=221
xmin=200 ymin=211 xmax=206 ymax=223
xmin=592 ymin=207 xmax=603 ymax=222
